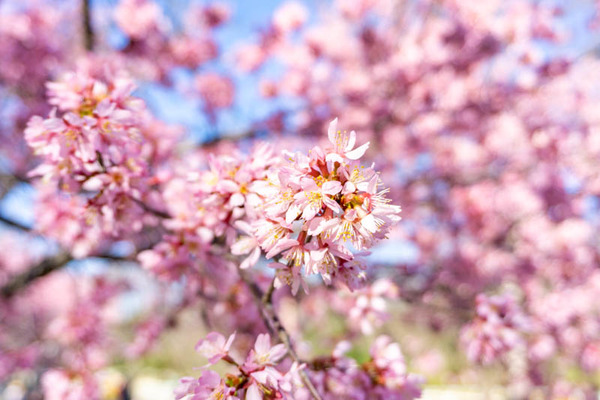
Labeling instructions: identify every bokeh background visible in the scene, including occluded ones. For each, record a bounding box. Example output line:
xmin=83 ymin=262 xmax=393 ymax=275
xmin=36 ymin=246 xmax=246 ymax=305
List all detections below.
xmin=2 ymin=0 xmax=600 ymax=399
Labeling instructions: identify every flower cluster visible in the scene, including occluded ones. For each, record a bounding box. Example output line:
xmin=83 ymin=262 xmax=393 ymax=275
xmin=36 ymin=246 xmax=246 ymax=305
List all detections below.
xmin=195 ymin=73 xmax=235 ymax=112
xmin=176 ymin=332 xmax=302 ymax=400
xmin=178 ymin=332 xmax=422 ymax=400
xmin=139 ymin=142 xmax=281 ymax=279
xmin=113 ymin=0 xmax=227 ymax=78
xmin=26 ymin=69 xmax=147 ymax=191
xmin=24 ymin=67 xmax=175 ymax=244
xmin=461 ymin=293 xmax=529 ymax=365
xmin=306 ymin=337 xmax=422 ymax=399
xmin=341 ymin=278 xmax=399 ymax=334
xmin=245 ymin=118 xmax=401 ymax=292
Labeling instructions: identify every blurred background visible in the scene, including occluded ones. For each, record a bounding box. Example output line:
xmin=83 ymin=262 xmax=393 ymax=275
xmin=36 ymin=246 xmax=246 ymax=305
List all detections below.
xmin=2 ymin=0 xmax=600 ymax=399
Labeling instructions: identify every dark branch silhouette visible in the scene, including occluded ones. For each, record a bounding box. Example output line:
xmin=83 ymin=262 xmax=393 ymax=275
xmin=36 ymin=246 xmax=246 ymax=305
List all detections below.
xmin=83 ymin=0 xmax=94 ymax=51
xmin=1 ymin=251 xmax=72 ymax=298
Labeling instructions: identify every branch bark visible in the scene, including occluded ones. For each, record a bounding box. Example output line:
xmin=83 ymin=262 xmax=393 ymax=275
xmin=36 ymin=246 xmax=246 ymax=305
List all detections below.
xmin=0 ymin=238 xmax=160 ymax=299
xmin=240 ymin=272 xmax=323 ymax=400
xmin=1 ymin=251 xmax=72 ymax=298
xmin=82 ymin=0 xmax=94 ymax=51
xmin=0 ymin=214 xmax=31 ymax=232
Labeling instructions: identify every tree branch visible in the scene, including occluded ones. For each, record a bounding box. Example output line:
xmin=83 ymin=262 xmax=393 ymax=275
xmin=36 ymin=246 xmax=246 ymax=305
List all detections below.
xmin=1 ymin=251 xmax=72 ymax=298
xmin=0 ymin=214 xmax=31 ymax=232
xmin=130 ymin=196 xmax=172 ymax=219
xmin=240 ymin=272 xmax=323 ymax=400
xmin=82 ymin=0 xmax=94 ymax=51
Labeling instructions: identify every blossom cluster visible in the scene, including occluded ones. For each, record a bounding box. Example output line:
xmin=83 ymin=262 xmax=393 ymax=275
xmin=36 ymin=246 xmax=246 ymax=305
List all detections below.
xmin=23 ymin=66 xmax=177 ymax=251
xmin=177 ymin=332 xmax=422 ymax=400
xmin=25 ymin=68 xmax=147 ymax=191
xmin=461 ymin=293 xmax=529 ymax=365
xmin=336 ymin=278 xmax=399 ymax=334
xmin=139 ymin=142 xmax=281 ymax=280
xmin=113 ymin=0 xmax=229 ymax=80
xmin=176 ymin=332 xmax=301 ymax=400
xmin=297 ymin=336 xmax=421 ymax=399
xmin=141 ymin=118 xmax=401 ymax=294
xmin=243 ymin=119 xmax=401 ymax=292
xmin=3 ymin=0 xmax=600 ymax=397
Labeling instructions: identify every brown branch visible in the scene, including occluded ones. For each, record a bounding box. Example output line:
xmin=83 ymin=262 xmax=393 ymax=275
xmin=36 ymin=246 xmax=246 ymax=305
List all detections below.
xmin=202 ymin=129 xmax=262 ymax=147
xmin=0 ymin=236 xmax=160 ymax=299
xmin=240 ymin=272 xmax=323 ymax=400
xmin=0 ymin=173 xmax=19 ymax=201
xmin=82 ymin=0 xmax=94 ymax=51
xmin=130 ymin=196 xmax=172 ymax=219
xmin=0 ymin=214 xmax=31 ymax=232
xmin=1 ymin=251 xmax=72 ymax=298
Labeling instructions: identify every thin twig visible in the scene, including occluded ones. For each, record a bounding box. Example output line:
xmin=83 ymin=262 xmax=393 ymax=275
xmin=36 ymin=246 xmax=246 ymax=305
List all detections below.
xmin=130 ymin=196 xmax=172 ymax=219
xmin=240 ymin=272 xmax=323 ymax=400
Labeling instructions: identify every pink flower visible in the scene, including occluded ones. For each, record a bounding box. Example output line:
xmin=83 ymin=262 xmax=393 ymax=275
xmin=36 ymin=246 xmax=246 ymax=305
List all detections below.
xmin=114 ymin=0 xmax=162 ymax=39
xmin=195 ymin=332 xmax=236 ymax=365
xmin=200 ymin=3 xmax=231 ymax=28
xmin=195 ymin=73 xmax=235 ymax=110
xmin=326 ymin=118 xmax=370 ymax=163
xmin=253 ymin=218 xmax=297 ymax=259
xmin=235 ymin=44 xmax=266 ymax=72
xmin=287 ymin=177 xmax=343 ymax=222
xmin=461 ymin=294 xmax=528 ymax=365
xmin=245 ymin=384 xmax=262 ymax=400
xmin=231 ymin=221 xmax=261 ymax=269
xmin=370 ymin=336 xmax=406 ymax=376
xmin=270 ymin=262 xmax=308 ymax=295
xmin=244 ymin=333 xmax=287 ymax=370
xmin=41 ymin=369 xmax=100 ymax=400
xmin=273 ymin=1 xmax=308 ymax=33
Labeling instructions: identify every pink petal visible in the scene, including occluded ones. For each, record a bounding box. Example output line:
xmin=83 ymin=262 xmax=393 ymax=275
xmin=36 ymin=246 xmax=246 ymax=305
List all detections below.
xmin=245 ymin=383 xmax=262 ymax=400
xmin=343 ymin=181 xmax=356 ymax=195
xmin=301 ymin=201 xmax=320 ymax=221
xmin=325 ymin=153 xmax=345 ymax=164
xmin=266 ymin=238 xmax=299 ymax=259
xmin=366 ymin=174 xmax=378 ymax=193
xmin=310 ymin=248 xmax=328 ymax=262
xmin=269 ymin=343 xmax=287 ymax=363
xmin=255 ymin=333 xmax=271 ymax=355
xmin=240 ymin=247 xmax=261 ymax=270
xmin=306 ymin=217 xmax=326 ymax=235
xmin=344 ymin=208 xmax=358 ymax=221
xmin=323 ymin=196 xmax=343 ymax=214
xmin=322 ymin=180 xmax=342 ymax=195
xmin=286 ymin=203 xmax=302 ymax=224
xmin=224 ymin=332 xmax=236 ymax=351
xmin=229 ymin=192 xmax=245 ymax=207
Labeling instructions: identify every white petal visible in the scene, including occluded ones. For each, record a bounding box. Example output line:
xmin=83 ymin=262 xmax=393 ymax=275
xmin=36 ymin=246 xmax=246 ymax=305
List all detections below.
xmin=345 ymin=130 xmax=356 ymax=152
xmin=345 ymin=141 xmax=370 ymax=160
xmin=327 ymin=118 xmax=338 ymax=144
